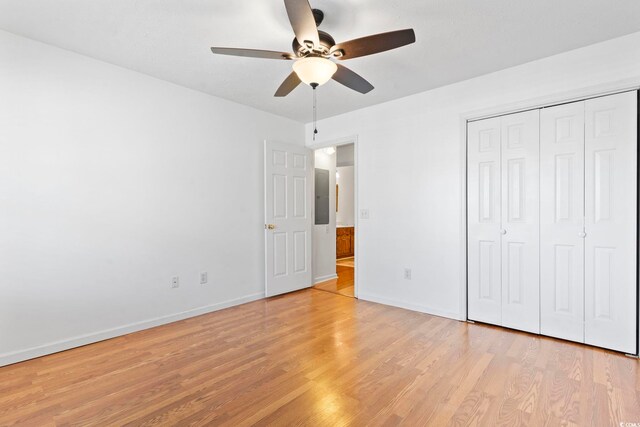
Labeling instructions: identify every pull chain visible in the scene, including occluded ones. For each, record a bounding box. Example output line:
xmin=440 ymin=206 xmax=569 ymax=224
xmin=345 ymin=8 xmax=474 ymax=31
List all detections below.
xmin=311 ymin=83 xmax=318 ymax=141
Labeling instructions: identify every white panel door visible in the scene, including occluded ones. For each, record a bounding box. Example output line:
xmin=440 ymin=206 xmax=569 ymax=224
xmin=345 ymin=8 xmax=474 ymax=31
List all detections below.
xmin=468 ymin=117 xmax=502 ymax=325
xmin=264 ymin=141 xmax=313 ymax=297
xmin=500 ymin=110 xmax=540 ymax=333
xmin=584 ymin=92 xmax=637 ymax=354
xmin=540 ymin=102 xmax=585 ymax=343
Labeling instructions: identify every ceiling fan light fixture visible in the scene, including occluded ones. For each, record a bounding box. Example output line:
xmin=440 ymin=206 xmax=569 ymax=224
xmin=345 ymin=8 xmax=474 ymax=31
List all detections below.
xmin=292 ymin=57 xmax=337 ymax=87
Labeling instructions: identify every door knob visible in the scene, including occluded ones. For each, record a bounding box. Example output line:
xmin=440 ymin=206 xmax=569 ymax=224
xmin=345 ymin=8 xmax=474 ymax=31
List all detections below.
xmin=265 ymin=224 xmax=276 ymax=230
xmin=500 ymin=229 xmax=507 ymax=235
xmin=578 ymin=231 xmax=586 ymax=238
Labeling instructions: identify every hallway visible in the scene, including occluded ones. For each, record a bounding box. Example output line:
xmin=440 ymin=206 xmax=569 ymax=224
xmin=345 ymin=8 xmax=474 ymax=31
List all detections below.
xmin=313 ymin=257 xmax=354 ymax=297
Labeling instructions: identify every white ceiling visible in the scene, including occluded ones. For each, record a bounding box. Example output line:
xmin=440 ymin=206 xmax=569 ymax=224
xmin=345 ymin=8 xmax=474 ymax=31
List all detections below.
xmin=2 ymin=0 xmax=640 ymax=123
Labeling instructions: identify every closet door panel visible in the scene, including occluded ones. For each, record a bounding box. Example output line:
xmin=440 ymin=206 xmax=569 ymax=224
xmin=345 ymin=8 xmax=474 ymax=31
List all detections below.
xmin=540 ymin=102 xmax=585 ymax=343
xmin=500 ymin=110 xmax=540 ymax=333
xmin=468 ymin=117 xmax=502 ymax=325
xmin=584 ymin=91 xmax=637 ymax=354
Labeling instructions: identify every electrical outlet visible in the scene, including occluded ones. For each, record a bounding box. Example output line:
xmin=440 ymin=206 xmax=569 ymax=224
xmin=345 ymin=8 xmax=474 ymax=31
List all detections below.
xmin=171 ymin=276 xmax=179 ymax=288
xmin=200 ymin=272 xmax=208 ymax=285
xmin=360 ymin=209 xmax=370 ymax=219
xmin=404 ymin=268 xmax=412 ymax=280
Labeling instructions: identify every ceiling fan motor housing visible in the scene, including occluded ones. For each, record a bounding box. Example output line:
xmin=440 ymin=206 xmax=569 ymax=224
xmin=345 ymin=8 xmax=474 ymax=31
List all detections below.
xmin=290 ymin=9 xmax=335 ymax=57
xmin=292 ymin=30 xmax=336 ymax=57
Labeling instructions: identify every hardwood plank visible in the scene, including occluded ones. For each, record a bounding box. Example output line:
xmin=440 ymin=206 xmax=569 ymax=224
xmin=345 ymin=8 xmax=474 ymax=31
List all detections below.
xmin=314 ymin=264 xmax=354 ymax=297
xmin=0 ymin=289 xmax=638 ymax=426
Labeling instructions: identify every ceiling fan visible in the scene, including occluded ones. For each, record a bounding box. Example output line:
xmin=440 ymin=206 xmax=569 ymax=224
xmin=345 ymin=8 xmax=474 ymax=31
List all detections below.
xmin=210 ymin=0 xmax=416 ymax=97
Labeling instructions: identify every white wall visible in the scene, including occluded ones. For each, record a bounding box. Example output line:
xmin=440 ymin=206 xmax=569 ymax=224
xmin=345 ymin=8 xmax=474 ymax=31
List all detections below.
xmin=336 ymin=144 xmax=354 ymax=167
xmin=336 ymin=166 xmax=355 ymax=226
xmin=0 ymin=30 xmax=304 ymax=366
xmin=312 ymin=149 xmax=336 ymax=283
xmin=306 ymin=31 xmax=640 ymax=321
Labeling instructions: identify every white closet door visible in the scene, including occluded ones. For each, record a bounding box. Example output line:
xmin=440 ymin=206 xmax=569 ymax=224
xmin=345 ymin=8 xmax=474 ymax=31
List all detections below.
xmin=540 ymin=101 xmax=585 ymax=343
xmin=468 ymin=117 xmax=502 ymax=325
xmin=500 ymin=110 xmax=540 ymax=333
xmin=584 ymin=92 xmax=637 ymax=354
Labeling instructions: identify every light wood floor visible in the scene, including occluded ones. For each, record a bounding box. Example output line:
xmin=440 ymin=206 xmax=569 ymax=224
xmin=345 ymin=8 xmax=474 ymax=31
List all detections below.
xmin=313 ymin=261 xmax=354 ymax=297
xmin=1 ymin=289 xmax=639 ymax=426
xmin=336 ymin=256 xmax=355 ymax=268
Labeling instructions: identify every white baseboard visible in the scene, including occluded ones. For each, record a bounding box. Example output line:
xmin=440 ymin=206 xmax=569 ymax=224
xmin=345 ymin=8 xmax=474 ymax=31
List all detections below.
xmin=314 ymin=274 xmax=338 ymax=284
xmin=0 ymin=292 xmax=265 ymax=367
xmin=358 ymin=292 xmax=462 ymax=321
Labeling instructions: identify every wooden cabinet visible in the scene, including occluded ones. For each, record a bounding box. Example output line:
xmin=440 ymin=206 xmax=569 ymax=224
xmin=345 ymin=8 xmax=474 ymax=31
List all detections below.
xmin=336 ymin=227 xmax=354 ymax=259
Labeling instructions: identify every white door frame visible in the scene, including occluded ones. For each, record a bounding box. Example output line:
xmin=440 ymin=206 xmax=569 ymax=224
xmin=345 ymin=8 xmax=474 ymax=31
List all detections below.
xmin=459 ymin=78 xmax=640 ymax=354
xmin=308 ymin=135 xmax=360 ymax=298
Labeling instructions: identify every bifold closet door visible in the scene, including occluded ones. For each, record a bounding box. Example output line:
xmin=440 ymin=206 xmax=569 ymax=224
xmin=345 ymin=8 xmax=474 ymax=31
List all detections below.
xmin=468 ymin=117 xmax=502 ymax=325
xmin=468 ymin=111 xmax=540 ymax=329
xmin=472 ymin=91 xmax=638 ymax=352
xmin=500 ymin=110 xmax=540 ymax=334
xmin=584 ymin=92 xmax=637 ymax=354
xmin=540 ymin=101 xmax=585 ymax=343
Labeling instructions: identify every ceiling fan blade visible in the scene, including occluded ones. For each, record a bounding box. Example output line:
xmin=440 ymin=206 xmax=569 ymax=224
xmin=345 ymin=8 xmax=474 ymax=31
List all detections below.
xmin=274 ymin=72 xmax=302 ymax=97
xmin=330 ymin=29 xmax=416 ymax=60
xmin=332 ymin=64 xmax=374 ymax=94
xmin=210 ymin=47 xmax=294 ymax=60
xmin=284 ymin=0 xmax=320 ymax=49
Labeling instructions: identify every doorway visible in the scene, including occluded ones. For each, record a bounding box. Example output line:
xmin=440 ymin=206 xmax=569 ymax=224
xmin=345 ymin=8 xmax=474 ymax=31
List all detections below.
xmin=312 ymin=143 xmax=356 ymax=298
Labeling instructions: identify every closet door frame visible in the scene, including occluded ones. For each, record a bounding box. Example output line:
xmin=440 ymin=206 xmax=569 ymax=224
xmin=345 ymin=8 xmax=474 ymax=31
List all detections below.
xmin=463 ymin=88 xmax=639 ymax=356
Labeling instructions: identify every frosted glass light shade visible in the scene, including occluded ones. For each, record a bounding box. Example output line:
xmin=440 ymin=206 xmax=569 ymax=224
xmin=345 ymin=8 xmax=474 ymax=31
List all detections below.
xmin=292 ymin=57 xmax=337 ymax=86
